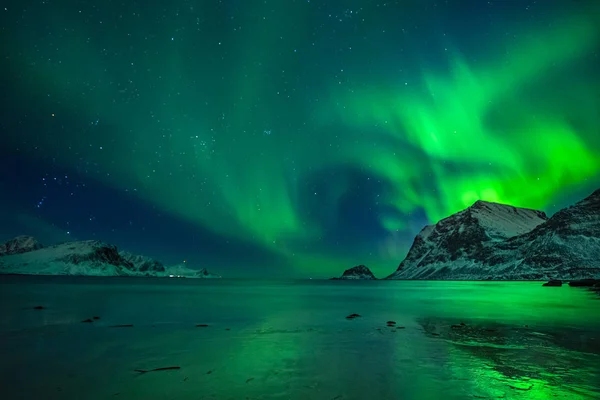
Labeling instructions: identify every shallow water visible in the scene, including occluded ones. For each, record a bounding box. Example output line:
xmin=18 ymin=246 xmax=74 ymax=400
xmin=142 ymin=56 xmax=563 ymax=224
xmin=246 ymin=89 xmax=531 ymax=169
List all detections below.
xmin=0 ymin=276 xmax=599 ymax=399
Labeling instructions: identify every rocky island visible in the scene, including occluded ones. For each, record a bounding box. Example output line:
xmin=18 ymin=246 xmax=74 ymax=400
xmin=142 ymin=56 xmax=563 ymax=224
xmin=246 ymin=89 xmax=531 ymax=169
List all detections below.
xmin=332 ymin=265 xmax=377 ymax=280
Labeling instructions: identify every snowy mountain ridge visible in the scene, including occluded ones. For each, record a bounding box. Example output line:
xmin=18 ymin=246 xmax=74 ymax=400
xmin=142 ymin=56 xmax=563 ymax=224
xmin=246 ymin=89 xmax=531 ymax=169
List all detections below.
xmin=388 ymin=189 xmax=600 ymax=280
xmin=0 ymin=237 xmax=220 ymax=278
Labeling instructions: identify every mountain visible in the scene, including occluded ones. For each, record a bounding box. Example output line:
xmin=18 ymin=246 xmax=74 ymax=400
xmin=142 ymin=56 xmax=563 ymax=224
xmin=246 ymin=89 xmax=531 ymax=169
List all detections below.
xmin=0 ymin=240 xmax=134 ymax=276
xmin=119 ymin=251 xmax=166 ymax=273
xmin=332 ymin=265 xmax=377 ymax=280
xmin=388 ymin=189 xmax=600 ymax=280
xmin=481 ymin=189 xmax=600 ymax=279
xmin=387 ymin=200 xmax=548 ymax=279
xmin=0 ymin=236 xmax=220 ymax=278
xmin=0 ymin=235 xmax=43 ymax=256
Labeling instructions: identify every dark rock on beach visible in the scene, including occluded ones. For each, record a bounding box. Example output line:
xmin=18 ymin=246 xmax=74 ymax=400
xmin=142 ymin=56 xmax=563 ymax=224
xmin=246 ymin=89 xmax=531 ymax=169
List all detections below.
xmin=542 ymin=280 xmax=563 ymax=287
xmin=568 ymin=279 xmax=600 ymax=287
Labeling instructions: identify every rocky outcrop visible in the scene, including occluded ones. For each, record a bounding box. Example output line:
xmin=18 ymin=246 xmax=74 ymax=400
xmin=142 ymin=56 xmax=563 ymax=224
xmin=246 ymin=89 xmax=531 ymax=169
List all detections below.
xmin=542 ymin=280 xmax=562 ymax=287
xmin=332 ymin=265 xmax=376 ymax=280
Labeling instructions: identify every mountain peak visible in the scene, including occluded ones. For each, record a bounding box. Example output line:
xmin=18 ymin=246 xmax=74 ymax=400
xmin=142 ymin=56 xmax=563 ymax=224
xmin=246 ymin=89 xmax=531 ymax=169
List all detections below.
xmin=470 ymin=199 xmax=497 ymax=207
xmin=468 ymin=198 xmax=547 ymax=217
xmin=464 ymin=200 xmax=548 ymax=240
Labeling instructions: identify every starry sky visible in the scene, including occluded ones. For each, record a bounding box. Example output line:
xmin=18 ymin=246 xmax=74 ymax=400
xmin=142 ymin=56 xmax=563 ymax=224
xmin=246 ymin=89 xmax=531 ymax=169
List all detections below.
xmin=1 ymin=0 xmax=599 ymax=278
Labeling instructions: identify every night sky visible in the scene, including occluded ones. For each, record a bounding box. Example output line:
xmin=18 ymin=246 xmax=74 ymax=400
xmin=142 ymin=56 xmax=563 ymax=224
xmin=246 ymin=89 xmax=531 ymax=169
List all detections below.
xmin=1 ymin=1 xmax=599 ymax=278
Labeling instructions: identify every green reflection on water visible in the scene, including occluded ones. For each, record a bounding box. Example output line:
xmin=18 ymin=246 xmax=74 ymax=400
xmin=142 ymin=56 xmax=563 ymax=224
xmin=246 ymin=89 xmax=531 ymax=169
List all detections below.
xmin=0 ymin=278 xmax=598 ymax=399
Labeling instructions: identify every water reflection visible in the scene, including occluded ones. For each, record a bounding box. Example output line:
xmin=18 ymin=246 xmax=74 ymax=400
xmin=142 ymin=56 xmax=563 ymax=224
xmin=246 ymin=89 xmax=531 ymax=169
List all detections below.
xmin=419 ymin=317 xmax=600 ymax=398
xmin=0 ymin=277 xmax=598 ymax=399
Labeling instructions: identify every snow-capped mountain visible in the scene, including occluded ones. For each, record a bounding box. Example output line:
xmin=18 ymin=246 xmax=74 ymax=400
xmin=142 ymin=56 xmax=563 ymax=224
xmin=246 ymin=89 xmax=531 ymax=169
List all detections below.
xmin=388 ymin=189 xmax=600 ymax=280
xmin=332 ymin=265 xmax=377 ymax=280
xmin=0 ymin=237 xmax=220 ymax=278
xmin=0 ymin=235 xmax=43 ymax=256
xmin=482 ymin=188 xmax=600 ymax=279
xmin=387 ymin=200 xmax=548 ymax=279
xmin=0 ymin=240 xmax=134 ymax=276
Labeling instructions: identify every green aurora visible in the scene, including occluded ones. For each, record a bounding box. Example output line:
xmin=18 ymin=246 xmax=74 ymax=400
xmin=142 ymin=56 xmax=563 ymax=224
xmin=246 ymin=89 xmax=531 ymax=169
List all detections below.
xmin=1 ymin=1 xmax=599 ymax=276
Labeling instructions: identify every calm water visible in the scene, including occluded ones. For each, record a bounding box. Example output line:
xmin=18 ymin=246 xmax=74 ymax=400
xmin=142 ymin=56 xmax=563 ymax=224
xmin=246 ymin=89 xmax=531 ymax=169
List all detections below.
xmin=0 ymin=276 xmax=599 ymax=399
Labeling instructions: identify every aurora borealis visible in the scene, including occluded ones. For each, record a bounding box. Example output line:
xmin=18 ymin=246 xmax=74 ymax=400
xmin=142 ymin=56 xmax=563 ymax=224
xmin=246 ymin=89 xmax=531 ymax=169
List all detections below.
xmin=1 ymin=0 xmax=599 ymax=277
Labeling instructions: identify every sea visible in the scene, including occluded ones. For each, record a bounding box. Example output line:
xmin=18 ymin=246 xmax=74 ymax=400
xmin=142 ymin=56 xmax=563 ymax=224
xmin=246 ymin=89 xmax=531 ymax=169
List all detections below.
xmin=1 ymin=276 xmax=599 ymax=399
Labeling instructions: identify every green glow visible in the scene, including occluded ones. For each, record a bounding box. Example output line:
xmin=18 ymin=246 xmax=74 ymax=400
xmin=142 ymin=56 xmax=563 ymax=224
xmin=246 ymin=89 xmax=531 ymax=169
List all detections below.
xmin=327 ymin=10 xmax=600 ymax=223
xmin=3 ymin=276 xmax=598 ymax=397
xmin=4 ymin=2 xmax=599 ymax=273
